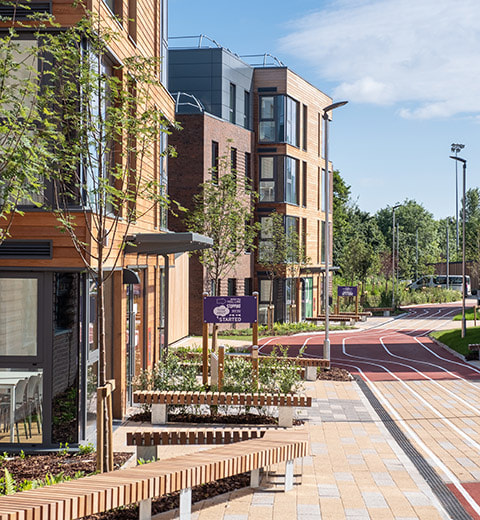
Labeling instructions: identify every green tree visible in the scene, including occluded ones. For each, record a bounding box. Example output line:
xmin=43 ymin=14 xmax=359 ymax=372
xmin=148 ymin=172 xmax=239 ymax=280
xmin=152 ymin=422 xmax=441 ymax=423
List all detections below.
xmin=257 ymin=211 xmax=309 ymax=311
xmin=375 ymin=200 xmax=440 ymax=280
xmin=332 ymin=170 xmax=352 ymax=266
xmin=184 ymin=153 xmax=259 ymax=295
xmin=42 ymin=13 xmax=172 ymax=471
xmin=0 ymin=25 xmax=52 ymax=242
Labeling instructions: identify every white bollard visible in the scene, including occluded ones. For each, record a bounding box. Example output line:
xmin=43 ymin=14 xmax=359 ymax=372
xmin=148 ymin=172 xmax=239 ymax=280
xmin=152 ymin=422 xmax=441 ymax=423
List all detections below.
xmin=250 ymin=468 xmax=261 ymax=487
xmin=136 ymin=445 xmax=157 ymax=463
xmin=278 ymin=406 xmax=294 ymax=428
xmin=138 ymin=498 xmax=152 ymax=520
xmin=305 ymin=366 xmax=317 ymax=381
xmin=179 ymin=487 xmax=192 ymax=520
xmin=284 ymin=459 xmax=294 ymax=492
xmin=151 ymin=403 xmax=167 ymax=425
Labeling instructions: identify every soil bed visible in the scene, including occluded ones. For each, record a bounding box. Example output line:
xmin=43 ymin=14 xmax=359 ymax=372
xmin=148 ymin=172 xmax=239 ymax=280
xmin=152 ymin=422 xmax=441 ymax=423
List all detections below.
xmin=2 ymin=451 xmax=131 ymax=482
xmin=317 ymin=367 xmax=352 ymax=381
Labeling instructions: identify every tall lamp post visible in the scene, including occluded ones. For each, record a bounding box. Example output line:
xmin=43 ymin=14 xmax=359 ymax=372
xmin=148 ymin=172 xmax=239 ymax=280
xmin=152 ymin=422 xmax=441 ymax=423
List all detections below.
xmin=446 ymin=218 xmax=450 ymax=290
xmin=323 ymin=100 xmax=348 ymax=362
xmin=451 ymin=143 xmax=465 ymax=255
xmin=391 ymin=204 xmax=401 ymax=308
xmin=449 ymin=155 xmax=467 ymax=338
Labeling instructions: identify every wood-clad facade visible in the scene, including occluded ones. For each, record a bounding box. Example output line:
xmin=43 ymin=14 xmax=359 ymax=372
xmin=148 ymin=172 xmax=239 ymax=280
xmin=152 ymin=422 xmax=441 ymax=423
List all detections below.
xmin=0 ymin=0 xmax=193 ymax=449
xmin=253 ymin=67 xmax=333 ymax=322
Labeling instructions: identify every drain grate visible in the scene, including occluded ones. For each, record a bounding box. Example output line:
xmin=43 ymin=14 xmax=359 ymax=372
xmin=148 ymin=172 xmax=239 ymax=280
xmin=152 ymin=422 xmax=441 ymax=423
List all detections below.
xmin=356 ymin=377 xmax=473 ymax=520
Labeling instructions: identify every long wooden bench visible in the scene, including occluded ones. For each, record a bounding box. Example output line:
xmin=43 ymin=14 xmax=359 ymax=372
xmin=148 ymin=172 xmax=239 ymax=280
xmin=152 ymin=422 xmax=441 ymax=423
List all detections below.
xmin=305 ymin=314 xmax=356 ymax=325
xmin=0 ymin=430 xmax=309 ymax=520
xmin=179 ymin=352 xmax=330 ymax=379
xmin=127 ymin=427 xmax=270 ymax=461
xmin=133 ymin=390 xmax=312 ymax=428
xmin=364 ymin=307 xmax=395 ymax=316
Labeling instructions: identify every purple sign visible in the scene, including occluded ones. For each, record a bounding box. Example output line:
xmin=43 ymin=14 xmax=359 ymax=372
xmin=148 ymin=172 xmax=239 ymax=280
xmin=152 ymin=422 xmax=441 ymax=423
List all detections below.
xmin=203 ymin=296 xmax=257 ymax=324
xmin=338 ymin=286 xmax=357 ymax=297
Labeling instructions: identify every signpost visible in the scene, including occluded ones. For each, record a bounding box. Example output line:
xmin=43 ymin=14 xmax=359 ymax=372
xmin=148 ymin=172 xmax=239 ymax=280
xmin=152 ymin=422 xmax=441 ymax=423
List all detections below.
xmin=202 ymin=292 xmax=259 ymax=386
xmin=336 ymin=286 xmax=358 ymax=316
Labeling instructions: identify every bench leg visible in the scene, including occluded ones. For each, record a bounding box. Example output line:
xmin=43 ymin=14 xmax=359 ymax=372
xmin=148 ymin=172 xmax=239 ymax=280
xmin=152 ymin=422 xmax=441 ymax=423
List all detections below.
xmin=151 ymin=403 xmax=167 ymax=425
xmin=305 ymin=366 xmax=317 ymax=381
xmin=136 ymin=445 xmax=157 ymax=463
xmin=284 ymin=459 xmax=294 ymax=492
xmin=138 ymin=498 xmax=151 ymax=520
xmin=383 ymin=310 xmax=390 ymax=317
xmin=250 ymin=468 xmax=261 ymax=487
xmin=179 ymin=487 xmax=192 ymax=520
xmin=278 ymin=407 xmax=294 ymax=428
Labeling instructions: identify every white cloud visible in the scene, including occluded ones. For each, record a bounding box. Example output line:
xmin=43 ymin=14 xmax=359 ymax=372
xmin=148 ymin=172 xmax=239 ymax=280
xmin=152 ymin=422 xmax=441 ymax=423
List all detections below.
xmin=280 ymin=0 xmax=480 ymax=119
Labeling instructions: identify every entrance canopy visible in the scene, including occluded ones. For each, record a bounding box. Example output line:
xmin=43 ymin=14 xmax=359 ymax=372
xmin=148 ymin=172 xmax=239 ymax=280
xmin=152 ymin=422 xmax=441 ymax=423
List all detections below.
xmin=124 ymin=232 xmax=213 ymax=255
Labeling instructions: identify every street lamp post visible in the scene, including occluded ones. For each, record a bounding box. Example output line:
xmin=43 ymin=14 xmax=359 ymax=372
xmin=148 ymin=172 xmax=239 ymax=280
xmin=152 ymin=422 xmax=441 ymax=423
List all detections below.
xmin=323 ymin=100 xmax=348 ymax=362
xmin=451 ymin=143 xmax=465 ymax=255
xmin=449 ymin=155 xmax=467 ymax=338
xmin=446 ymin=219 xmax=450 ymax=290
xmin=391 ymin=204 xmax=400 ymax=308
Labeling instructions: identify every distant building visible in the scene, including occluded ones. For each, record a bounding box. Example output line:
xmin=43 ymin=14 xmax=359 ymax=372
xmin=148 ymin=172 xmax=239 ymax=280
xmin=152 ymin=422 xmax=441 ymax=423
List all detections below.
xmin=168 ymin=39 xmax=335 ymax=331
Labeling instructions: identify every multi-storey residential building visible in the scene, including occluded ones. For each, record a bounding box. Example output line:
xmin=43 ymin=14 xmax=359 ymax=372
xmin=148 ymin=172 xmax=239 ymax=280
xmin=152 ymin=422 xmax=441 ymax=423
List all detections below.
xmin=168 ymin=40 xmax=334 ymax=328
xmin=0 ymin=0 xmax=210 ymax=449
xmin=168 ymin=46 xmax=254 ymax=334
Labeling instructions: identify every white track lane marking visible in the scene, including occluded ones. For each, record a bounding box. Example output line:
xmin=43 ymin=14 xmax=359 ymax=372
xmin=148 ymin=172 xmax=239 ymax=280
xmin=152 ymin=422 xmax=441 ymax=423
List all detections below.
xmin=339 ymin=339 xmax=480 ymax=452
xmin=331 ymin=358 xmax=480 ymax=517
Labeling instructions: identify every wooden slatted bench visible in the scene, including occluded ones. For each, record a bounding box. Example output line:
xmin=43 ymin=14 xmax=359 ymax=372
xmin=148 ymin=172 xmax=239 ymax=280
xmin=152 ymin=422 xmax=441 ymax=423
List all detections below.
xmin=133 ymin=391 xmax=312 ymax=428
xmin=179 ymin=352 xmax=330 ymax=380
xmin=364 ymin=307 xmax=395 ymax=317
xmin=305 ymin=314 xmax=356 ymax=325
xmin=0 ymin=430 xmax=309 ymax=520
xmin=126 ymin=427 xmax=270 ymax=461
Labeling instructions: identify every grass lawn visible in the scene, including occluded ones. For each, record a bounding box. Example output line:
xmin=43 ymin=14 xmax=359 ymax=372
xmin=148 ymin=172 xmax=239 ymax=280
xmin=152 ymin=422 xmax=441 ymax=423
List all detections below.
xmin=431 ymin=327 xmax=480 ymax=356
xmin=453 ymin=308 xmax=478 ymax=321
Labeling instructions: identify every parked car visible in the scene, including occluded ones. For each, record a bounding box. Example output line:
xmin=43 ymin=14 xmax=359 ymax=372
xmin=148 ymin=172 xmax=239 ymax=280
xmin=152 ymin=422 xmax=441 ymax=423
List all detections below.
xmin=408 ymin=275 xmax=470 ymax=295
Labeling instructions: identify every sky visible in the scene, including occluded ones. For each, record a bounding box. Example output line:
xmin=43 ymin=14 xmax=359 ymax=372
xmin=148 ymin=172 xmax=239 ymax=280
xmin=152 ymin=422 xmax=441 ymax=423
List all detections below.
xmin=169 ymin=0 xmax=480 ymax=220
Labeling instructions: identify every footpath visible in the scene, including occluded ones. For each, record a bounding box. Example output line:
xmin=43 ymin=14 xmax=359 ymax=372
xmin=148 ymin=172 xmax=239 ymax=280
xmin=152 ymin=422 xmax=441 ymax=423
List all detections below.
xmin=114 ymin=375 xmax=450 ymax=520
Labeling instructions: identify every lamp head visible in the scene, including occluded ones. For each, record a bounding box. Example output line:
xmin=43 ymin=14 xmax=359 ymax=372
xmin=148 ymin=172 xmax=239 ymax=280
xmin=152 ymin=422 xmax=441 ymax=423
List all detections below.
xmin=324 ymin=101 xmax=348 ymax=114
xmin=449 ymin=155 xmax=466 ymax=164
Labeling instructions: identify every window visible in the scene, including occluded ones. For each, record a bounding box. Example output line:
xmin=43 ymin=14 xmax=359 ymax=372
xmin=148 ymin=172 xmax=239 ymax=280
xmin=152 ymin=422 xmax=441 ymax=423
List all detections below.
xmin=211 ymin=141 xmax=219 ymax=183
xmin=159 ymin=131 xmax=168 ymax=230
xmin=302 ymin=218 xmax=307 ymax=257
xmin=286 ymin=96 xmax=298 ymax=146
xmin=259 ymin=156 xmax=275 ymax=202
xmin=317 ymin=220 xmax=320 ymax=264
xmin=244 ymin=278 xmax=253 ymax=296
xmin=259 ymin=96 xmax=275 ymax=141
xmin=302 ymin=161 xmax=307 ymax=207
xmin=318 ymin=113 xmax=322 ymax=157
xmin=321 ymin=220 xmax=326 ymax=263
xmin=230 ymin=147 xmax=237 ymax=180
xmin=259 ymin=95 xmax=299 ymax=146
xmin=258 ymin=215 xmax=274 ymax=262
xmin=160 ymin=0 xmax=168 ymax=85
xmin=321 ymin=168 xmax=326 ymax=212
xmin=244 ymin=91 xmax=250 ymax=129
xmin=229 ymin=83 xmax=236 ymax=124
xmin=128 ymin=0 xmax=137 ymax=43
xmin=0 ymin=278 xmax=37 ymax=356
xmin=245 ymin=152 xmax=252 ymax=182
xmin=285 ymin=157 xmax=298 ymax=204
xmin=302 ymin=104 xmax=308 ymax=150
xmin=228 ymin=278 xmax=237 ymax=296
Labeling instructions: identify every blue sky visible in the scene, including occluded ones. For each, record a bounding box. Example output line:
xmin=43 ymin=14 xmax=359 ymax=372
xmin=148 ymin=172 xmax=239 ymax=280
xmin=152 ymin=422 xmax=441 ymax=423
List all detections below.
xmin=169 ymin=0 xmax=480 ymax=220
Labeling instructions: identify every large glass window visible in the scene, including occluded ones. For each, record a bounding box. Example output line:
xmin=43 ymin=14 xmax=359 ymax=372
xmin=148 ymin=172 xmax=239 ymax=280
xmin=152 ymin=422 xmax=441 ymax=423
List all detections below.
xmin=229 ymin=83 xmax=236 ymax=124
xmin=259 ymin=95 xmax=299 ymax=145
xmin=244 ymin=91 xmax=250 ymax=129
xmin=0 ymin=278 xmax=37 ymax=356
xmin=259 ymin=156 xmax=275 ymax=202
xmin=285 ymin=157 xmax=298 ymax=204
